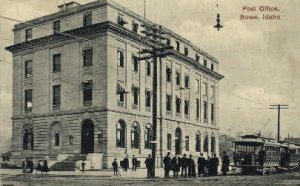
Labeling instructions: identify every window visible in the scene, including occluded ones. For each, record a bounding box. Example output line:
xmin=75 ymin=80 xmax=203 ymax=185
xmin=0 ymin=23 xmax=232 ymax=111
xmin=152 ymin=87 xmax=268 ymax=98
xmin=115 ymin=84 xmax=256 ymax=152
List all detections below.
xmin=132 ymin=86 xmax=139 ymax=106
xmin=204 ymin=83 xmax=208 ymax=96
xmin=211 ymin=86 xmax=215 ymax=98
xmin=184 ymin=47 xmax=189 ymax=56
xmin=176 ymin=72 xmax=181 ymax=85
xmin=196 ymin=132 xmax=201 ymax=152
xmin=117 ymin=50 xmax=124 ymax=67
xmin=83 ymin=48 xmax=93 ymax=67
xmin=25 ymin=89 xmax=32 ymax=112
xmin=23 ymin=127 xmax=34 ymax=150
xmin=132 ymin=21 xmax=139 ymax=33
xmin=166 ymin=95 xmax=172 ymax=111
xmin=196 ymin=99 xmax=200 ymax=119
xmin=204 ymin=59 xmax=207 ymax=67
xmin=175 ymin=97 xmax=181 ymax=114
xmin=131 ymin=122 xmax=140 ymax=149
xmin=55 ymin=133 xmax=60 ymax=146
xmin=25 ymin=28 xmax=32 ymax=41
xmin=53 ymin=85 xmax=61 ymax=108
xmin=53 ymin=20 xmax=60 ymax=34
xmin=167 ymin=134 xmax=172 ymax=150
xmin=204 ymin=101 xmax=207 ymax=121
xmin=176 ymin=41 xmax=180 ymax=51
xmin=185 ymin=136 xmax=189 ymax=151
xmin=166 ymin=67 xmax=172 ymax=82
xmin=195 ymin=79 xmax=200 ymax=93
xmin=184 ymin=100 xmax=189 ymax=116
xmin=53 ymin=54 xmax=61 ymax=73
xmin=166 ymin=39 xmax=171 ymax=46
xmin=83 ymin=12 xmax=92 ymax=26
xmin=82 ymin=80 xmax=93 ymax=105
xmin=117 ymin=83 xmax=125 ymax=104
xmin=196 ymin=54 xmax=200 ymax=62
xmin=146 ymin=61 xmax=151 ymax=76
xmin=117 ymin=14 xmax=127 ymax=26
xmin=116 ymin=121 xmax=126 ymax=148
xmin=145 ymin=90 xmax=151 ymax=108
xmin=144 ymin=124 xmax=152 ymax=149
xmin=25 ymin=60 xmax=33 ymax=78
xmin=211 ymin=103 xmax=215 ymax=122
xmin=211 ymin=135 xmax=216 ymax=153
xmin=132 ymin=55 xmax=139 ymax=72
xmin=184 ymin=75 xmax=189 ymax=88
xmin=211 ymin=63 xmax=214 ymax=71
xmin=204 ymin=134 xmax=208 ymax=152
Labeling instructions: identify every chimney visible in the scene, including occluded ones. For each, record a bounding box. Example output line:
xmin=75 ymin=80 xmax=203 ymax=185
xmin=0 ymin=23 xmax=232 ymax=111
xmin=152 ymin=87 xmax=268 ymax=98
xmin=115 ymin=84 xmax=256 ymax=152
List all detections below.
xmin=58 ymin=1 xmax=81 ymax=11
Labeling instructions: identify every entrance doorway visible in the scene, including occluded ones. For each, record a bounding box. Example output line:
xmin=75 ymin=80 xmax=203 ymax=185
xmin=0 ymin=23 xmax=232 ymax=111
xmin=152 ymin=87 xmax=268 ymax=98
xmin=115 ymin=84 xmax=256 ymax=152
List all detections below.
xmin=81 ymin=119 xmax=94 ymax=154
xmin=175 ymin=127 xmax=182 ymax=155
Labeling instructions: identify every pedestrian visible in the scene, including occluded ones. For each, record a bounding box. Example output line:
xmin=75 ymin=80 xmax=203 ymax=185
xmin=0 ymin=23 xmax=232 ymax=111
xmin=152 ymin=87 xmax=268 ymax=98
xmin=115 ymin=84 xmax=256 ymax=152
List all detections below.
xmin=123 ymin=155 xmax=129 ymax=171
xmin=81 ymin=160 xmax=86 ymax=173
xmin=213 ymin=153 xmax=219 ymax=176
xmin=36 ymin=160 xmax=42 ymax=174
xmin=132 ymin=155 xmax=138 ymax=171
xmin=188 ymin=154 xmax=196 ymax=178
xmin=41 ymin=159 xmax=49 ymax=174
xmin=180 ymin=154 xmax=188 ymax=178
xmin=257 ymin=147 xmax=266 ymax=169
xmin=28 ymin=157 xmax=34 ymax=173
xmin=205 ymin=156 xmax=210 ymax=176
xmin=163 ymin=152 xmax=171 ymax=178
xmin=22 ymin=158 xmax=27 ymax=173
xmin=112 ymin=158 xmax=119 ymax=176
xmin=145 ymin=154 xmax=153 ymax=178
xmin=221 ymin=151 xmax=230 ymax=175
xmin=171 ymin=154 xmax=180 ymax=178
xmin=197 ymin=153 xmax=206 ymax=177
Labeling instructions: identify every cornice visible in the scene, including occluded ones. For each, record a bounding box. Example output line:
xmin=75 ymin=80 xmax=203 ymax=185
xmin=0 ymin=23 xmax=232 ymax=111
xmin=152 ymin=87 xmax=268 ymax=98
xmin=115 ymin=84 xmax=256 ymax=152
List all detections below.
xmin=6 ymin=21 xmax=223 ymax=80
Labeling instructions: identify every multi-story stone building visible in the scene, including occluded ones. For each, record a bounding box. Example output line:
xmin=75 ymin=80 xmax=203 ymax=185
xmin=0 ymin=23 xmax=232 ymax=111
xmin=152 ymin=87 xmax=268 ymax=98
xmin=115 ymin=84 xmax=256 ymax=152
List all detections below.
xmin=6 ymin=0 xmax=224 ymax=169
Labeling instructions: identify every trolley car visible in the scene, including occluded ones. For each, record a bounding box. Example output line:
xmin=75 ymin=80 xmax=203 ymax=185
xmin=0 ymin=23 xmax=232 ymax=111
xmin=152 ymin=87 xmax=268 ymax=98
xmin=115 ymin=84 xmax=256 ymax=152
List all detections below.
xmin=233 ymin=134 xmax=300 ymax=174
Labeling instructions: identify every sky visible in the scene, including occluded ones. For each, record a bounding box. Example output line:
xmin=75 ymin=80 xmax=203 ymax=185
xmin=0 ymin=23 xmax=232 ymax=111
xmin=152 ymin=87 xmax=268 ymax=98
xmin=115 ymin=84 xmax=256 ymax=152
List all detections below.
xmin=1 ymin=0 xmax=300 ymax=150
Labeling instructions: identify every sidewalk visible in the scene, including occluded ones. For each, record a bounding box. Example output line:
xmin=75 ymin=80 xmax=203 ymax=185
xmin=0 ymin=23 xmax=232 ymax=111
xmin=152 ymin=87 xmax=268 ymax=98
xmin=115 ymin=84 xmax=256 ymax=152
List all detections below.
xmin=0 ymin=168 xmax=166 ymax=178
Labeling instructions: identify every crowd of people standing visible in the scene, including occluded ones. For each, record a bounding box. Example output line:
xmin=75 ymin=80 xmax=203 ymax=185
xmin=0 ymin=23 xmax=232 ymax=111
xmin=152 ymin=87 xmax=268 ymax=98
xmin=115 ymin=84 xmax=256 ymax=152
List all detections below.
xmin=22 ymin=157 xmax=49 ymax=174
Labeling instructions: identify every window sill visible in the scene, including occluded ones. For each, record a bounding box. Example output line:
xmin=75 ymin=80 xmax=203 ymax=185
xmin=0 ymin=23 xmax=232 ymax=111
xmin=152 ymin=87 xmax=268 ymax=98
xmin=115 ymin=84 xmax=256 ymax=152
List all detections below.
xmin=25 ymin=108 xmax=32 ymax=113
xmin=83 ymin=101 xmax=92 ymax=106
xmin=166 ymin=110 xmax=172 ymax=116
xmin=52 ymin=105 xmax=60 ymax=110
xmin=176 ymin=113 xmax=181 ymax=117
xmin=118 ymin=101 xmax=124 ymax=107
xmin=145 ymin=107 xmax=151 ymax=112
xmin=184 ymin=115 xmax=189 ymax=119
xmin=132 ymin=104 xmax=138 ymax=110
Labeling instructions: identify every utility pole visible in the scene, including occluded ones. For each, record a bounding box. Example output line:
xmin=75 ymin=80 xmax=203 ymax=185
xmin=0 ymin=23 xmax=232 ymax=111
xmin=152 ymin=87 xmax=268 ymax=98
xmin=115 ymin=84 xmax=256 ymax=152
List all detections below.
xmin=138 ymin=24 xmax=173 ymax=177
xmin=269 ymin=104 xmax=289 ymax=141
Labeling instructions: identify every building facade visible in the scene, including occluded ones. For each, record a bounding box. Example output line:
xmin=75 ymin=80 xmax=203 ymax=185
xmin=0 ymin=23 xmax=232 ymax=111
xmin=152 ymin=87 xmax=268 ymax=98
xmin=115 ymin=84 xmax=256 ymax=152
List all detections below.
xmin=6 ymin=0 xmax=224 ymax=169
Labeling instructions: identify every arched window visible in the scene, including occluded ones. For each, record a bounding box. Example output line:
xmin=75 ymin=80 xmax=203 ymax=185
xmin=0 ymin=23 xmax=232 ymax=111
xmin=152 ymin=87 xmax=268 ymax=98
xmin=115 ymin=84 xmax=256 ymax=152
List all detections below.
xmin=23 ymin=125 xmax=34 ymax=150
xmin=51 ymin=122 xmax=62 ymax=148
xmin=195 ymin=131 xmax=201 ymax=152
xmin=144 ymin=124 xmax=152 ymax=149
xmin=204 ymin=133 xmax=208 ymax=152
xmin=116 ymin=120 xmax=126 ymax=148
xmin=211 ymin=134 xmax=216 ymax=153
xmin=131 ymin=122 xmax=140 ymax=149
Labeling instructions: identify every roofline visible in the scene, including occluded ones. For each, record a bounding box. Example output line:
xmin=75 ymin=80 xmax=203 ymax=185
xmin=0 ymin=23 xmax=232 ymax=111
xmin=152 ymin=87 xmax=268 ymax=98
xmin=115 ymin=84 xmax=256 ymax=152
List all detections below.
xmin=12 ymin=0 xmax=219 ymax=64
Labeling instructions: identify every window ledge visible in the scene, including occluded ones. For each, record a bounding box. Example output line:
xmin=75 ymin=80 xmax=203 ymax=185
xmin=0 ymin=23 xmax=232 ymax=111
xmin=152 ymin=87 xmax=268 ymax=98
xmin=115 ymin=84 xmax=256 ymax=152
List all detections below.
xmin=132 ymin=104 xmax=138 ymax=110
xmin=176 ymin=113 xmax=181 ymax=117
xmin=166 ymin=110 xmax=172 ymax=116
xmin=145 ymin=107 xmax=151 ymax=112
xmin=83 ymin=101 xmax=92 ymax=106
xmin=118 ymin=101 xmax=124 ymax=107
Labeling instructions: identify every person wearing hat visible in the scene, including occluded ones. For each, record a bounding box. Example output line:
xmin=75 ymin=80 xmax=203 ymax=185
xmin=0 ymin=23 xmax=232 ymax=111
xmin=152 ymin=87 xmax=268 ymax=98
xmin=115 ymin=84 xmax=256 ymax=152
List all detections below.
xmin=180 ymin=153 xmax=188 ymax=178
xmin=188 ymin=154 xmax=196 ymax=178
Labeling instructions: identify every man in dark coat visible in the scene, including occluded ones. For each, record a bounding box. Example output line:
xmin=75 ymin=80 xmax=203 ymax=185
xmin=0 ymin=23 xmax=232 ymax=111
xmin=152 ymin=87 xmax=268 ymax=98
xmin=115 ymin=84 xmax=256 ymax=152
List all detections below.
xmin=205 ymin=156 xmax=211 ymax=176
xmin=188 ymin=154 xmax=196 ymax=177
xmin=258 ymin=147 xmax=266 ymax=169
xmin=212 ymin=153 xmax=219 ymax=176
xmin=132 ymin=155 xmax=138 ymax=171
xmin=123 ymin=155 xmax=129 ymax=171
xmin=180 ymin=154 xmax=188 ymax=177
xmin=163 ymin=152 xmax=171 ymax=178
xmin=112 ymin=158 xmax=119 ymax=176
xmin=197 ymin=153 xmax=206 ymax=177
xmin=28 ymin=157 xmax=34 ymax=173
xmin=221 ymin=151 xmax=230 ymax=175
xmin=171 ymin=154 xmax=180 ymax=178
xmin=145 ymin=154 xmax=153 ymax=178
